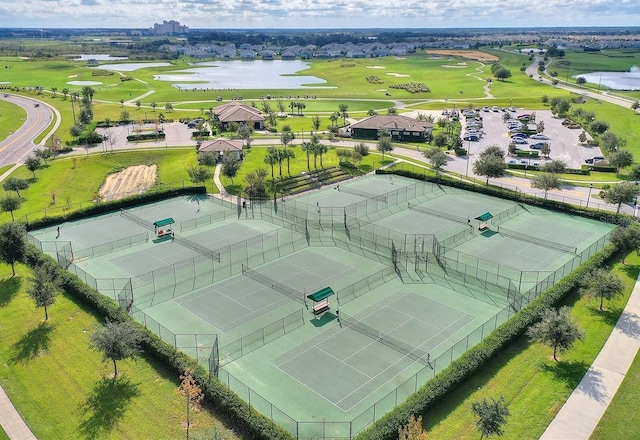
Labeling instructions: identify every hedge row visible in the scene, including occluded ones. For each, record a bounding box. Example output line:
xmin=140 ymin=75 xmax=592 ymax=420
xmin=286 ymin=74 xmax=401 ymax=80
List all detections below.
xmin=22 ymin=192 xmax=293 ymax=440
xmin=25 ymin=186 xmax=207 ymax=231
xmin=355 ymin=243 xmax=616 ymax=440
xmin=378 ymin=168 xmax=622 ymax=224
xmin=127 ymin=132 xmax=166 ymax=141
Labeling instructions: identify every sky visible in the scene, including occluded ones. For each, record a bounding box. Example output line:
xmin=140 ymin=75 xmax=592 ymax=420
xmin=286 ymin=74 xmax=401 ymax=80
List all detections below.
xmin=1 ymin=0 xmax=640 ymax=29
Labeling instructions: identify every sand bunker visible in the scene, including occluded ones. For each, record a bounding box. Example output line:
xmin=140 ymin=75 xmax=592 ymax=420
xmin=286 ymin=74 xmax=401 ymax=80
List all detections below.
xmin=366 ymin=65 xmax=386 ymax=69
xmin=97 ymin=165 xmax=157 ymax=202
xmin=441 ymin=65 xmax=467 ymax=68
xmin=386 ymin=73 xmax=410 ymax=77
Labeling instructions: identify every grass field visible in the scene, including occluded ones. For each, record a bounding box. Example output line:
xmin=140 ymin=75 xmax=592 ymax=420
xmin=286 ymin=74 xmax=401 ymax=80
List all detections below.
xmin=421 ymin=252 xmax=639 ymax=439
xmin=0 ymin=149 xmax=209 ymax=224
xmin=0 ymin=263 xmax=240 ymax=440
xmin=0 ymin=100 xmax=25 ymax=143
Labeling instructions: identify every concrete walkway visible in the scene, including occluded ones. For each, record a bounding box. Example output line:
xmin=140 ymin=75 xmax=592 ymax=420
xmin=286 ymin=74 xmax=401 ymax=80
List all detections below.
xmin=0 ymin=386 xmax=36 ymax=440
xmin=540 ymin=273 xmax=640 ymax=440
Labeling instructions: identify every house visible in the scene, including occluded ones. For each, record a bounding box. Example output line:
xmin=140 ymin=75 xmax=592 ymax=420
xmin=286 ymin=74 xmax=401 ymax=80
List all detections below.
xmin=214 ymin=102 xmax=265 ymax=130
xmin=198 ymin=139 xmax=244 ymax=162
xmin=349 ymin=115 xmax=434 ymax=142
xmin=281 ymin=50 xmax=297 ymax=60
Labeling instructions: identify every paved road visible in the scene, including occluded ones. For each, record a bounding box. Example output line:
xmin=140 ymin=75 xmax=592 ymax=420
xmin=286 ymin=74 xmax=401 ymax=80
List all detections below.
xmin=0 ymin=94 xmax=60 ymax=168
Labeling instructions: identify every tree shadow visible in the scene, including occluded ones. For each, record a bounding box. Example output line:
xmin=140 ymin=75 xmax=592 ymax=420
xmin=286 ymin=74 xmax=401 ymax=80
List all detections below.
xmin=77 ymin=376 xmax=141 ymax=440
xmin=619 ymin=263 xmax=640 ymax=279
xmin=11 ymin=321 xmax=56 ymax=363
xmin=541 ymin=358 xmax=591 ymax=389
xmin=0 ymin=275 xmax=21 ymax=306
xmin=587 ymin=304 xmax=624 ymax=328
xmin=543 ymin=360 xmax=607 ymax=403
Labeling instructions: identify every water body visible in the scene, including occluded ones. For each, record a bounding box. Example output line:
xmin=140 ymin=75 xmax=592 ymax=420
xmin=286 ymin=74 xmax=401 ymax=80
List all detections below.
xmin=68 ymin=54 xmax=128 ymax=61
xmin=153 ymin=60 xmax=330 ymax=90
xmin=96 ymin=62 xmax=172 ymax=72
xmin=578 ymin=66 xmax=640 ymax=90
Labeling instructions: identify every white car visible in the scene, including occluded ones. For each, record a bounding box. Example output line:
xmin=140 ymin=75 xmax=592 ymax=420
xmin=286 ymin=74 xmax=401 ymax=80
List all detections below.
xmin=529 ymin=134 xmax=549 ymax=140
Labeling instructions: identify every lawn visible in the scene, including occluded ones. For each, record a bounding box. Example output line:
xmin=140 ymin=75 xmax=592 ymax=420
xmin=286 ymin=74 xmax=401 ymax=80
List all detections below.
xmin=0 ymin=149 xmax=209 ymax=224
xmin=421 ymin=252 xmax=639 ymax=439
xmin=0 ymin=99 xmax=26 ymax=143
xmin=0 ymin=263 xmax=240 ymax=440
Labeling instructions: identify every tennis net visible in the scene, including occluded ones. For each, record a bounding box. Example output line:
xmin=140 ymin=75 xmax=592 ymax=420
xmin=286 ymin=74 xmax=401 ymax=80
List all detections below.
xmin=241 ymin=264 xmax=304 ymax=304
xmin=340 ymin=314 xmax=430 ymax=366
xmin=409 ymin=205 xmax=468 ymax=225
xmin=498 ymin=226 xmax=577 ymax=254
xmin=341 ymin=187 xmax=387 ymax=203
xmin=174 ymin=236 xmax=221 ymax=262
xmin=120 ymin=209 xmax=154 ymax=230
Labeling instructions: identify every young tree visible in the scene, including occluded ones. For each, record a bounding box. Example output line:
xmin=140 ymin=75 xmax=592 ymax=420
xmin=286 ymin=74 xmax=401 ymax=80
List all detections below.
xmin=471 ymin=396 xmax=510 ymax=439
xmin=186 ymin=166 xmax=213 ymax=185
xmin=398 ymin=414 xmax=428 ymax=440
xmin=280 ymin=130 xmax=294 ymax=149
xmin=540 ymin=143 xmax=551 ymax=158
xmin=423 ymin=147 xmax=448 ymax=174
xmin=531 ymin=173 xmax=561 ymax=199
xmin=27 ymin=263 xmax=62 ymax=321
xmin=24 ymin=156 xmax=42 ymax=179
xmin=589 ymin=120 xmax=609 ymax=135
xmin=632 ymin=100 xmax=640 ymax=114
xmin=581 ymin=268 xmax=625 ymax=311
xmin=354 ymin=142 xmax=370 ymax=160
xmin=34 ymin=148 xmax=53 ymax=165
xmin=221 ymin=152 xmax=241 ymax=184
xmin=481 ymin=145 xmax=505 ymax=159
xmin=90 ymin=318 xmax=142 ymax=377
xmin=237 ymin=124 xmax=253 ymax=148
xmin=603 ymin=182 xmax=640 ymax=214
xmin=198 ymin=151 xmax=217 ymax=168
xmin=0 ymin=195 xmax=23 ymax=222
xmin=176 ymin=368 xmax=204 ymax=440
xmin=609 ymin=149 xmax=634 ymax=173
xmin=542 ymin=160 xmax=566 ymax=174
xmin=377 ymin=130 xmax=393 ymax=160
xmin=630 ymin=164 xmax=640 ymax=182
xmin=0 ymin=222 xmax=27 ymax=277
xmin=473 ymin=154 xmax=507 ymax=184
xmin=120 ymin=111 xmax=130 ymax=124
xmin=578 ymin=130 xmax=587 ymax=144
xmin=527 ymin=306 xmax=583 ymax=361
xmin=2 ymin=177 xmax=29 ymax=198
xmin=311 ymin=115 xmax=321 ymax=133
xmin=338 ymin=104 xmax=349 ymax=124
xmin=609 ymin=224 xmax=640 ymax=264
xmin=243 ymin=168 xmax=268 ymax=199
xmin=600 ymin=131 xmax=625 ymax=152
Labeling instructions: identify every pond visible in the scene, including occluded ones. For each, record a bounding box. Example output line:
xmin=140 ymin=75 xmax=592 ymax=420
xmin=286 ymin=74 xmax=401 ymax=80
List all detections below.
xmin=153 ymin=60 xmax=330 ymax=90
xmin=68 ymin=54 xmax=128 ymax=61
xmin=578 ymin=66 xmax=640 ymax=90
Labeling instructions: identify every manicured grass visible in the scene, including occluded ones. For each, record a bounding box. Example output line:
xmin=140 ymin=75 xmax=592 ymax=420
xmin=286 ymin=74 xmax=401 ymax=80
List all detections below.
xmin=421 ymin=253 xmax=639 ymax=439
xmin=0 ymin=99 xmax=26 ymax=143
xmin=0 ymin=149 xmax=211 ymax=223
xmin=0 ymin=264 xmax=240 ymax=440
xmin=219 ymin=144 xmax=385 ymax=195
xmin=591 ymin=339 xmax=640 ymax=438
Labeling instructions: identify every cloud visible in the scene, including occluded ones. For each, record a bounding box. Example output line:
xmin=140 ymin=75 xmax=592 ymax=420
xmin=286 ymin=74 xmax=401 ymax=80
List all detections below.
xmin=0 ymin=0 xmax=639 ymax=28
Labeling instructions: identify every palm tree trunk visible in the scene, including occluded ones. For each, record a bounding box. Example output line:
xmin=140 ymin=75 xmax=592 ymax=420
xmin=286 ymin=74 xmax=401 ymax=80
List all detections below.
xmin=306 ymin=153 xmax=310 ymax=171
xmin=113 ymin=359 xmax=118 ymax=377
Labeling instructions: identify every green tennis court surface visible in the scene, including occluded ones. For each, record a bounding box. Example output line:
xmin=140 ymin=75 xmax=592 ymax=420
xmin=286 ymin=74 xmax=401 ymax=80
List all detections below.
xmin=27 ymin=176 xmax=614 ymax=438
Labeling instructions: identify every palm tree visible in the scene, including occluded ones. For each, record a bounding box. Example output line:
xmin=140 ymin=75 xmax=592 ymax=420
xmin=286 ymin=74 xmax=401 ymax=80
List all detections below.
xmin=311 ymin=115 xmax=321 ymax=133
xmin=51 ymin=87 xmax=57 ymax=97
xmin=300 ymin=141 xmax=312 ymax=171
xmin=81 ymin=85 xmax=95 ymax=103
xmin=339 ymin=104 xmax=349 ymax=124
xmin=329 ymin=113 xmax=338 ymax=128
xmin=151 ymin=102 xmax=157 ymax=112
xmin=317 ymin=143 xmax=328 ymax=168
xmin=61 ymin=88 xmax=69 ymax=100
xmin=264 ymin=148 xmax=279 ymax=179
xmin=281 ymin=149 xmax=295 ymax=175
xmin=165 ymin=102 xmax=174 ymax=112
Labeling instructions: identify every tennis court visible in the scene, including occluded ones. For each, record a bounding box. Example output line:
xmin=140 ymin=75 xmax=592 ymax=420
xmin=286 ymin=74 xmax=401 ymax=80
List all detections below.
xmin=26 ymin=175 xmax=615 ymax=439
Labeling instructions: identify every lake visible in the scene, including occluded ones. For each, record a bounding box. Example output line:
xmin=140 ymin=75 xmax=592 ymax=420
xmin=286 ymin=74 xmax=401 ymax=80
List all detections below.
xmin=96 ymin=62 xmax=172 ymax=72
xmin=153 ymin=60 xmax=330 ymax=90
xmin=578 ymin=66 xmax=640 ymax=91
xmin=68 ymin=54 xmax=128 ymax=61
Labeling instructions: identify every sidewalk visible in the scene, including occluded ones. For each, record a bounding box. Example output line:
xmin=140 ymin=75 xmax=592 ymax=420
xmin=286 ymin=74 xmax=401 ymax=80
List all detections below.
xmin=0 ymin=386 xmax=36 ymax=440
xmin=540 ymin=273 xmax=640 ymax=439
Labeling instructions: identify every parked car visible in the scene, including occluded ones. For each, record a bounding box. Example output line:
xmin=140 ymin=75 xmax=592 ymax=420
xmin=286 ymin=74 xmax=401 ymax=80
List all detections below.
xmin=463 ymin=134 xmax=480 ymax=141
xmin=517 ymin=114 xmax=530 ymax=120
xmin=530 ymin=143 xmax=546 ymax=150
xmin=507 ymin=122 xmax=522 ymax=129
xmin=482 ymin=106 xmax=490 ymax=112
xmin=508 ymin=106 xmax=517 ymax=112
xmin=512 ymin=137 xmax=528 ymax=144
xmin=511 ymin=133 xmax=527 ymax=139
xmin=34 ymin=103 xmax=40 ymax=107
xmin=492 ymin=106 xmax=500 ymax=112
xmin=529 ymin=133 xmax=549 ymax=140
xmin=585 ymin=156 xmax=605 ymax=164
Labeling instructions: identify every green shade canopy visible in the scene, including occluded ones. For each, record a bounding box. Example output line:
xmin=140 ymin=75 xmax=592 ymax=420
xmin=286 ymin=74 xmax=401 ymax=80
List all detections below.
xmin=474 ymin=212 xmax=493 ymax=222
xmin=153 ymin=218 xmax=175 ymax=227
xmin=306 ymin=287 xmax=335 ymax=302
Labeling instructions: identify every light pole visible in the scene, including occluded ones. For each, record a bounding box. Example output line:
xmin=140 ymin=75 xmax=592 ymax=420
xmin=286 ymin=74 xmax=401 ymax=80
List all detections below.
xmin=586 ymin=183 xmax=593 ymax=209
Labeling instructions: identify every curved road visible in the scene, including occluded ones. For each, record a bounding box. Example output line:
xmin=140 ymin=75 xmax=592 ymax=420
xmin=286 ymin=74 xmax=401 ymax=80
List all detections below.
xmin=0 ymin=93 xmax=60 ymax=169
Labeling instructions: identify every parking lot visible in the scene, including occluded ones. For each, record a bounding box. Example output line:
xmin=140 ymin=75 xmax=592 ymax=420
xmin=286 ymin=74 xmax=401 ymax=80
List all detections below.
xmin=460 ymin=109 xmax=604 ymax=169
